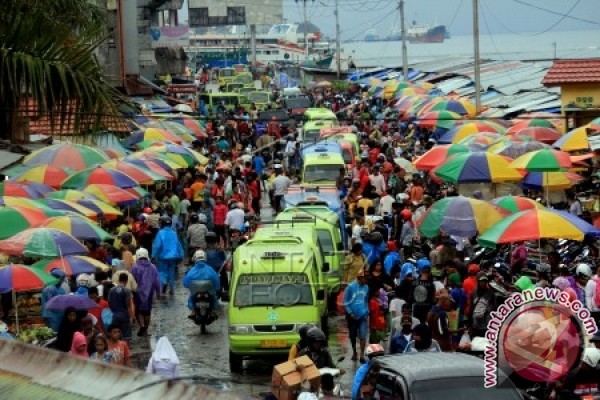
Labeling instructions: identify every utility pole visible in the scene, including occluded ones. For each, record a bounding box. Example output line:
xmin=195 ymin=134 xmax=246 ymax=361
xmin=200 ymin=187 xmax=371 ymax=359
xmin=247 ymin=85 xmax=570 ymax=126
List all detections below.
xmin=399 ymin=0 xmax=408 ymax=81
xmin=335 ymin=0 xmax=341 ymax=78
xmin=296 ymin=0 xmax=313 ymax=59
xmin=473 ymin=0 xmax=481 ymax=115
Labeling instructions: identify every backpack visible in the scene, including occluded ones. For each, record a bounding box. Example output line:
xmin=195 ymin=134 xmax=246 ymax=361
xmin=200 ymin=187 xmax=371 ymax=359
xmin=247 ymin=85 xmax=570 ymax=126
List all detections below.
xmin=390 ymin=333 xmax=410 ymax=354
xmin=472 ymin=295 xmax=490 ymax=330
xmin=593 ymin=276 xmax=600 ymax=308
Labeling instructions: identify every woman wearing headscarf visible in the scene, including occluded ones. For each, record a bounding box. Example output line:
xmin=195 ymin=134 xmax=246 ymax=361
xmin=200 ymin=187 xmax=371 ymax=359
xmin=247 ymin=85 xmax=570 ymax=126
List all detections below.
xmin=69 ymin=331 xmax=89 ymax=358
xmin=146 ymin=336 xmax=181 ymax=379
xmin=55 ymin=307 xmax=84 ymax=352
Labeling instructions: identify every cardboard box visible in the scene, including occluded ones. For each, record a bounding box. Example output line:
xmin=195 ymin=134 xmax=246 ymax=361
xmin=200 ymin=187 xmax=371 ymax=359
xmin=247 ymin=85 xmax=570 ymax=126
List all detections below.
xmin=271 ymin=356 xmax=321 ymax=400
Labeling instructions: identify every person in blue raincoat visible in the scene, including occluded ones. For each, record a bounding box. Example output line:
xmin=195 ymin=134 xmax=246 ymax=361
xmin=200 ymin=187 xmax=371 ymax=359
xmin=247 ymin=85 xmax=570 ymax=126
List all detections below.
xmin=183 ymin=250 xmax=220 ymax=318
xmin=152 ymin=216 xmax=184 ymax=296
xmin=41 ymin=269 xmax=67 ymax=332
xmin=361 ymin=232 xmax=386 ymax=267
xmin=383 ymin=241 xmax=402 ymax=276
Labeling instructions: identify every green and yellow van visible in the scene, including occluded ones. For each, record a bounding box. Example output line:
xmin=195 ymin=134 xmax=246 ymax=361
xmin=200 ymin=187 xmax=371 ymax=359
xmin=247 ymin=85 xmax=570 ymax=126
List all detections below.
xmin=234 ymin=72 xmax=254 ymax=87
xmin=240 ymin=91 xmax=271 ymax=111
xmin=304 ymin=108 xmax=338 ymax=123
xmin=218 ymin=67 xmax=237 ymax=87
xmin=302 ymin=120 xmax=337 ymax=142
xmin=302 ymin=152 xmax=345 ymax=186
xmin=225 ymin=82 xmax=245 ymax=93
xmin=199 ymin=92 xmax=240 ymax=114
xmin=228 ymin=226 xmax=329 ymax=372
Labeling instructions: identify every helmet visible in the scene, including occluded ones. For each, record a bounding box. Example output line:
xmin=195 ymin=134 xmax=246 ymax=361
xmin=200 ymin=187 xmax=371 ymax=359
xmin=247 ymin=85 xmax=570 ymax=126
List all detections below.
xmin=135 ymin=248 xmax=149 ymax=260
xmin=365 ymin=343 xmax=385 ymax=359
xmin=576 ymin=263 xmax=593 ymax=278
xmin=535 ymin=263 xmax=551 ymax=274
xmin=582 ymin=348 xmax=600 ymax=368
xmin=298 ymin=323 xmax=316 ymax=341
xmin=197 ymin=213 xmax=207 ymax=224
xmin=159 ymin=215 xmax=172 ymax=227
xmin=192 ymin=250 xmax=207 ymax=263
xmin=306 ymin=327 xmax=327 ymax=345
xmin=396 ymin=193 xmax=409 ymax=203
xmin=143 ymin=207 xmax=153 ymax=214
xmin=400 ymin=209 xmax=412 ymax=220
xmin=50 ymin=269 xmax=66 ymax=279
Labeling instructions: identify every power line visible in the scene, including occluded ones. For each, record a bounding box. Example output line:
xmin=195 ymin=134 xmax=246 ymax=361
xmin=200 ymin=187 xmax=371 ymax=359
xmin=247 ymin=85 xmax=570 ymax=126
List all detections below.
xmin=513 ymin=0 xmax=600 ymax=27
xmin=446 ymin=0 xmax=465 ymax=29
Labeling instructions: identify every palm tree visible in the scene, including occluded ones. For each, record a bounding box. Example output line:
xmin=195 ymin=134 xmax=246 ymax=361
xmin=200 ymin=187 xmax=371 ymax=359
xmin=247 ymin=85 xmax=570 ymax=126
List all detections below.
xmin=0 ymin=0 xmax=123 ymax=143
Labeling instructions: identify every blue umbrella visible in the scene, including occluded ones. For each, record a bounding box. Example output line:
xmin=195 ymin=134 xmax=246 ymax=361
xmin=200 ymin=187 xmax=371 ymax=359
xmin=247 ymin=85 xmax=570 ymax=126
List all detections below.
xmin=45 ymin=294 xmax=97 ymax=311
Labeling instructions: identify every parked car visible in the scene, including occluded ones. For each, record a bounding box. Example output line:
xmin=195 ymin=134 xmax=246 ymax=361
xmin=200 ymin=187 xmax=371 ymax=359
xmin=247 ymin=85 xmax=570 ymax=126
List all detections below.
xmin=358 ymin=352 xmax=523 ymax=400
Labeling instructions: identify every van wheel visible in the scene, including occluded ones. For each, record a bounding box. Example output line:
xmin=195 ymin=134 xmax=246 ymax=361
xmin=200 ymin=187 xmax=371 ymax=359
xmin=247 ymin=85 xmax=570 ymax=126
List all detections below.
xmin=321 ymin=315 xmax=329 ymax=337
xmin=229 ymin=351 xmax=243 ymax=373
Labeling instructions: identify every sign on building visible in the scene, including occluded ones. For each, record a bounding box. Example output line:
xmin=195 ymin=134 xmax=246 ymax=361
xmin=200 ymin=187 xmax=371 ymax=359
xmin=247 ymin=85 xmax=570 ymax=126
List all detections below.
xmin=150 ymin=25 xmax=190 ymax=48
xmin=188 ymin=0 xmax=283 ymax=27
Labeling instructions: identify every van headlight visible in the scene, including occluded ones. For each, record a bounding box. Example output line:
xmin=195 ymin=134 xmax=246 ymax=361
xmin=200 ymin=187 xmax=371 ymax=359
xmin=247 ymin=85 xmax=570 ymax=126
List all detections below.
xmin=229 ymin=325 xmax=252 ymax=334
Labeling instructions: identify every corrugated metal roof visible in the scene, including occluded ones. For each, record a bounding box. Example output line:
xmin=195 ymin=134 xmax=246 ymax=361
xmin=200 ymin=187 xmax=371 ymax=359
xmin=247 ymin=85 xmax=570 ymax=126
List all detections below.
xmin=0 ymin=341 xmax=244 ymax=400
xmin=435 ymin=77 xmax=473 ymax=94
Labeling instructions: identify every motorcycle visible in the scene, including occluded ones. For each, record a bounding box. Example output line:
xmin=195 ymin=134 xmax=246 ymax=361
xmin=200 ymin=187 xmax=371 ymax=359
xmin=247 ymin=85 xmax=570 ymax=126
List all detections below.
xmin=318 ymin=356 xmax=345 ymax=399
xmin=189 ymin=280 xmax=218 ymax=334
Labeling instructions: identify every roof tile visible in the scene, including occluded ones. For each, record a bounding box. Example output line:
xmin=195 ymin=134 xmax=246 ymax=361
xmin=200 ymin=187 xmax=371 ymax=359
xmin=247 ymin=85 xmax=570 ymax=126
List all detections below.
xmin=542 ymin=59 xmax=600 ymax=85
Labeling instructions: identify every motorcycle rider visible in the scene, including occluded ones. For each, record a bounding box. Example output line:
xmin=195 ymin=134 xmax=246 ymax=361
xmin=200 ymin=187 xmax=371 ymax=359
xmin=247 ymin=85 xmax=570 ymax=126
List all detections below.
xmin=288 ymin=323 xmax=316 ymax=360
xmin=352 ymin=344 xmax=385 ymax=400
xmin=298 ymin=327 xmax=335 ymax=369
xmin=183 ymin=250 xmax=220 ymax=320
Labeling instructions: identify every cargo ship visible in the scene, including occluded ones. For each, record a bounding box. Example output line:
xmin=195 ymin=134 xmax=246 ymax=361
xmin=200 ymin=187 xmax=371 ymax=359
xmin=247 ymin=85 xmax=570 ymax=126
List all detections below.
xmin=371 ymin=23 xmax=448 ymax=43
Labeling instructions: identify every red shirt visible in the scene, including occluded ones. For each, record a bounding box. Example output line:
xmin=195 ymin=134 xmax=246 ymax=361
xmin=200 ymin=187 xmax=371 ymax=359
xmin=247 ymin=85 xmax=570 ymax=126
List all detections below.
xmin=89 ymin=298 xmax=109 ymax=332
xmin=211 ymin=185 xmax=225 ymax=199
xmin=213 ymin=204 xmax=228 ymax=226
xmin=248 ymin=180 xmax=260 ymax=199
xmin=369 ymin=148 xmax=380 ymax=165
xmin=369 ymin=298 xmax=386 ymax=330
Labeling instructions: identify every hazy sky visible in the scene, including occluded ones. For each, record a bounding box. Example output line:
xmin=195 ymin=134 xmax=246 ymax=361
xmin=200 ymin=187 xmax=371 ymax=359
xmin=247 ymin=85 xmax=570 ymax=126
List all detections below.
xmin=180 ymin=0 xmax=600 ymax=40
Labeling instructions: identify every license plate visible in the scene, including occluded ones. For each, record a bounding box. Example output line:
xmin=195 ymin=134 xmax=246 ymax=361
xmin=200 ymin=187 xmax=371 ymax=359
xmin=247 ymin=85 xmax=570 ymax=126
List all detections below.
xmin=260 ymin=340 xmax=287 ymax=348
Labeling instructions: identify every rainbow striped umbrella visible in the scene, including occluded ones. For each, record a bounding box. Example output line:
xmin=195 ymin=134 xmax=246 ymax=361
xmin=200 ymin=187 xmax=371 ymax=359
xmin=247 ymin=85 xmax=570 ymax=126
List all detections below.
xmin=413 ymin=144 xmax=471 ymax=171
xmin=83 ymin=184 xmax=139 ymax=206
xmin=490 ymin=141 xmax=550 ymax=159
xmin=125 ymin=128 xmax=183 ymax=147
xmin=146 ymin=121 xmax=196 ymax=143
xmin=22 ymin=143 xmax=109 ymax=170
xmin=433 ymin=152 xmax=523 ymax=183
xmin=417 ymin=195 xmax=505 ymax=238
xmin=478 ymin=209 xmax=598 ymax=248
xmin=32 ymin=256 xmax=110 ymax=276
xmin=0 ymin=197 xmax=64 ymax=217
xmin=491 ymin=196 xmax=544 ymax=214
xmin=552 ymin=126 xmax=591 ymax=152
xmin=506 ymin=127 xmax=561 ymax=144
xmin=510 ymin=149 xmax=572 ymax=171
xmin=13 ymin=165 xmax=71 ymax=190
xmin=0 ymin=181 xmax=49 ymax=199
xmin=521 ymin=171 xmax=584 ymax=190
xmin=417 ymin=111 xmax=463 ymax=130
xmin=438 ymin=122 xmax=506 ymax=144
xmin=0 ymin=227 xmax=88 ymax=258
xmin=74 ymin=199 xmax=123 ymax=220
xmin=0 ymin=206 xmax=49 ymax=240
xmin=39 ymin=199 xmax=98 ymax=219
xmin=46 ymin=190 xmax=99 ymax=202
xmin=0 ymin=264 xmax=57 ymax=293
xmin=459 ymin=133 xmax=503 ymax=147
xmin=101 ymin=160 xmax=169 ymax=184
xmin=42 ymin=215 xmax=112 ymax=241
xmin=61 ymin=166 xmax=139 ymax=189
xmin=120 ymin=158 xmax=175 ymax=179
xmin=506 ymin=119 xmax=558 ymax=134
xmin=418 ymin=98 xmax=477 ymax=118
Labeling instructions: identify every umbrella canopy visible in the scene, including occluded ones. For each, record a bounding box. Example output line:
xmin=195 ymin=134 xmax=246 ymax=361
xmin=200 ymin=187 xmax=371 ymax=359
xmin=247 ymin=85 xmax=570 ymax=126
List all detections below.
xmin=478 ymin=209 xmax=594 ymax=247
xmin=126 ymin=128 xmax=183 ymax=147
xmin=521 ymin=171 xmax=584 ymax=190
xmin=438 ymin=122 xmax=505 ymax=144
xmin=510 ymin=149 xmax=572 ymax=171
xmin=0 ymin=206 xmax=49 ymax=240
xmin=506 ymin=127 xmax=561 ymax=144
xmin=83 ymin=184 xmax=139 ymax=206
xmin=75 ymin=199 xmax=123 ymax=219
xmin=22 ymin=143 xmax=109 ymax=170
xmin=416 ymin=111 xmax=463 ymax=130
xmin=0 ymin=264 xmax=57 ymax=293
xmin=13 ymin=165 xmax=70 ymax=190
xmin=61 ymin=166 xmax=139 ymax=189
xmin=0 ymin=227 xmax=88 ymax=258
xmin=142 ymin=144 xmax=208 ymax=166
xmin=489 ymin=141 xmax=550 ymax=159
xmin=491 ymin=196 xmax=544 ymax=213
xmin=40 ymin=199 xmax=98 ymax=219
xmin=417 ymin=195 xmax=505 ymax=238
xmin=101 ymin=160 xmax=169 ymax=184
xmin=418 ymin=98 xmax=477 ymax=117
xmin=122 ymin=158 xmax=175 ymax=178
xmin=32 ymin=255 xmax=109 ymax=276
xmin=46 ymin=190 xmax=99 ymax=202
xmin=45 ymin=294 xmax=98 ymax=311
xmin=99 ymin=147 xmax=126 ymax=160
xmin=0 ymin=181 xmax=47 ymax=199
xmin=413 ymin=144 xmax=471 ymax=171
xmin=552 ymin=126 xmax=591 ymax=152
xmin=433 ymin=152 xmax=523 ymax=183
xmin=0 ymin=197 xmax=64 ymax=217
xmin=42 ymin=215 xmax=112 ymax=241
xmin=393 ymin=157 xmax=418 ymax=174
xmin=506 ymin=119 xmax=558 ymax=134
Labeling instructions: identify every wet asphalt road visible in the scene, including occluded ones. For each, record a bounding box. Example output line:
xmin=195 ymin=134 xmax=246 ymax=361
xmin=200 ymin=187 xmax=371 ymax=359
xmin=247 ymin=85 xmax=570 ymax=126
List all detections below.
xmin=129 ymin=196 xmax=362 ymax=398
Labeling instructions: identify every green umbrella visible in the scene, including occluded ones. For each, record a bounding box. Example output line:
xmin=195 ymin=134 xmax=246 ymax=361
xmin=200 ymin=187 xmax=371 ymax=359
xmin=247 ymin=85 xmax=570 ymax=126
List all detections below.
xmin=0 ymin=206 xmax=49 ymax=240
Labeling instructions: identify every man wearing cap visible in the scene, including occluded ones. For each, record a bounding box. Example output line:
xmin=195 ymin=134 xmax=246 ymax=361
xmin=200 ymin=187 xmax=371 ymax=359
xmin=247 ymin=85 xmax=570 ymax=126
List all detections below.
xmin=344 ymin=269 xmax=370 ymax=362
xmin=468 ymin=272 xmax=495 ymax=338
xmin=271 ymin=165 xmax=291 ymax=214
xmin=41 ymin=269 xmax=68 ymax=332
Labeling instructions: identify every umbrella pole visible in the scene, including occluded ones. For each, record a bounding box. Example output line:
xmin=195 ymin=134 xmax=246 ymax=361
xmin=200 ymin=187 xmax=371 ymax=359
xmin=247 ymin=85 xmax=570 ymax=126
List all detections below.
xmin=12 ymin=291 xmax=18 ymax=335
xmin=544 ymin=172 xmax=549 ymax=206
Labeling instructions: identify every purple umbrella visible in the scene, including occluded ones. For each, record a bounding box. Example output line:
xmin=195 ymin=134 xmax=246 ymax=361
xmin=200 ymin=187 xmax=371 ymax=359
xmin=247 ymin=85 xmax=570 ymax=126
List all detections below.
xmin=45 ymin=294 xmax=97 ymax=311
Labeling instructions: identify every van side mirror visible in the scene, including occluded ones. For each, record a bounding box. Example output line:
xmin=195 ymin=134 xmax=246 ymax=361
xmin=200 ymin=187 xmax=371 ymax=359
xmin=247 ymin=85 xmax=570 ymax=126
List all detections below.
xmin=317 ymin=289 xmax=326 ymax=300
xmin=322 ymin=262 xmax=330 ymax=273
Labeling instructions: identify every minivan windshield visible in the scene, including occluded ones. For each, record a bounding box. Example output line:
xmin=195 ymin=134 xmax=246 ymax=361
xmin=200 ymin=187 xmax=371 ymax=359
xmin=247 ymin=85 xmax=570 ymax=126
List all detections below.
xmin=285 ymin=97 xmax=311 ymax=109
xmin=304 ymin=164 xmax=343 ymax=183
xmin=304 ymin=130 xmax=320 ymax=141
xmin=234 ymin=273 xmax=313 ymax=307
xmin=316 ymin=229 xmax=334 ymax=255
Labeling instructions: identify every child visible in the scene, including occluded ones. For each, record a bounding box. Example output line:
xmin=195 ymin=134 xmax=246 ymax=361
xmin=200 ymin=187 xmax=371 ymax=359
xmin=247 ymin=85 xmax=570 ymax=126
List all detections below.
xmin=146 ymin=336 xmax=181 ymax=379
xmin=107 ymin=324 xmax=133 ymax=367
xmin=69 ymin=331 xmax=88 ymax=358
xmin=89 ymin=334 xmax=114 ymax=363
xmin=368 ymin=290 xmax=386 ymax=345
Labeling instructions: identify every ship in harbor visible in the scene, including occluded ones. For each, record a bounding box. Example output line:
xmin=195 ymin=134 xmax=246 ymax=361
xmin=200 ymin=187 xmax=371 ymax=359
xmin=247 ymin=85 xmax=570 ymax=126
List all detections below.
xmin=365 ymin=23 xmax=448 ymax=44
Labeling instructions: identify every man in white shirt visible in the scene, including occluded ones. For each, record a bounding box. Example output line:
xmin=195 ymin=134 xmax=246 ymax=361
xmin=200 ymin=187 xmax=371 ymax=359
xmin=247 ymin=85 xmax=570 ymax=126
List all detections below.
xmin=271 ymin=165 xmax=291 ymax=214
xmin=378 ymin=192 xmax=395 ymax=217
xmin=368 ymin=165 xmax=386 ymax=196
xmin=224 ymin=202 xmax=245 ymax=232
xmin=351 ymin=216 xmax=365 ymax=246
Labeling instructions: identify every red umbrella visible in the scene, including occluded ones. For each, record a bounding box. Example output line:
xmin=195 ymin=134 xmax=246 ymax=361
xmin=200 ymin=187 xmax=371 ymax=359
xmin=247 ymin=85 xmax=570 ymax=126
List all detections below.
xmin=506 ymin=127 xmax=561 ymax=144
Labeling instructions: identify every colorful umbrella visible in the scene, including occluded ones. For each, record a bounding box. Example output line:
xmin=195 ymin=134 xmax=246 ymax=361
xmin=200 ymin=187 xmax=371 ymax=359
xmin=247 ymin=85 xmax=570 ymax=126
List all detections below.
xmin=135 ymin=139 xmax=179 ymax=150
xmin=0 ymin=264 xmax=57 ymax=294
xmin=438 ymin=122 xmax=505 ymax=144
xmin=125 ymin=128 xmax=183 ymax=147
xmin=0 ymin=227 xmax=88 ymax=258
xmin=175 ymin=118 xmax=205 ymax=137
xmin=146 ymin=121 xmax=196 ymax=143
xmin=489 ymin=141 xmax=549 ymax=159
xmin=39 ymin=199 xmax=98 ymax=219
xmin=32 ymin=255 xmax=109 ymax=276
xmin=0 ymin=181 xmax=47 ymax=199
xmin=75 ymin=199 xmax=123 ymax=220
xmin=124 ymin=156 xmax=178 ymax=174
xmin=417 ymin=195 xmax=505 ymax=238
xmin=506 ymin=119 xmax=558 ymax=134
xmin=393 ymin=157 xmax=418 ymax=174
xmin=101 ymin=160 xmax=169 ymax=184
xmin=42 ymin=215 xmax=112 ymax=241
xmin=552 ymin=126 xmax=591 ymax=152
xmin=458 ymin=133 xmax=503 ymax=147
xmin=61 ymin=166 xmax=139 ymax=190
xmin=0 ymin=197 xmax=64 ymax=217
xmin=0 ymin=206 xmax=49 ymax=240
xmin=99 ymin=147 xmax=126 ymax=160
xmin=510 ymin=149 xmax=572 ymax=171
xmin=417 ymin=111 xmax=463 ymax=130
xmin=521 ymin=171 xmax=584 ymax=190
xmin=413 ymin=144 xmax=471 ymax=171
xmin=433 ymin=152 xmax=523 ymax=183
xmin=46 ymin=190 xmax=99 ymax=202
xmin=45 ymin=294 xmax=98 ymax=311
xmin=83 ymin=184 xmax=139 ymax=205
xmin=13 ymin=165 xmax=70 ymax=190
xmin=137 ymin=147 xmax=207 ymax=168
xmin=491 ymin=196 xmax=544 ymax=214
xmin=22 ymin=143 xmax=109 ymax=170
xmin=506 ymin=127 xmax=561 ymax=144
xmin=418 ymin=98 xmax=477 ymax=117
xmin=478 ymin=209 xmax=593 ymax=247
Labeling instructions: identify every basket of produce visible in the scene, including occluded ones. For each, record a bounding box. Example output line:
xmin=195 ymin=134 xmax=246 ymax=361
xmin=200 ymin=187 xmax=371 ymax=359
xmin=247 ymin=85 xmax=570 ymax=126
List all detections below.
xmin=16 ymin=326 xmax=55 ymax=346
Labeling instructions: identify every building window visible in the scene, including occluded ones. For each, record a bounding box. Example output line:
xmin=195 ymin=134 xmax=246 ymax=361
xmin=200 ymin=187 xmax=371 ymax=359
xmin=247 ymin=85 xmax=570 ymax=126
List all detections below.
xmin=189 ymin=8 xmax=208 ymax=27
xmin=227 ymin=7 xmax=245 ymax=24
